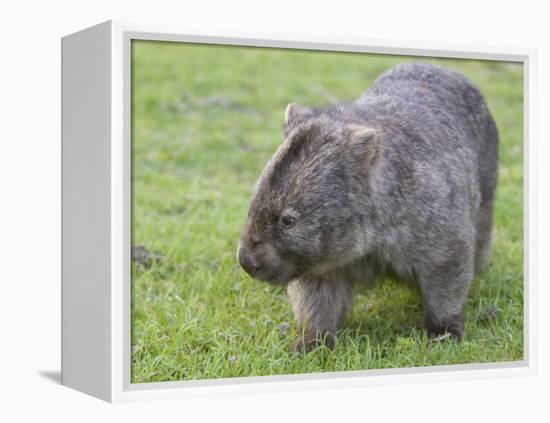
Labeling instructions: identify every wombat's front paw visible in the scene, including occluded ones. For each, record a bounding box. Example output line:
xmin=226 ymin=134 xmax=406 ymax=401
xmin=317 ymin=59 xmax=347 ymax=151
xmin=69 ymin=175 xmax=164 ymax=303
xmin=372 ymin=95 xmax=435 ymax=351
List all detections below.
xmin=291 ymin=331 xmax=335 ymax=353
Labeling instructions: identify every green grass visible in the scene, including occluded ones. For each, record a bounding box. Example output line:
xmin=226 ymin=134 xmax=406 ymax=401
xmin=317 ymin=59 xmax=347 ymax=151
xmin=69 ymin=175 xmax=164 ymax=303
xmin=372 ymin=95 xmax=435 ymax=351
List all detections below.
xmin=130 ymin=41 xmax=524 ymax=383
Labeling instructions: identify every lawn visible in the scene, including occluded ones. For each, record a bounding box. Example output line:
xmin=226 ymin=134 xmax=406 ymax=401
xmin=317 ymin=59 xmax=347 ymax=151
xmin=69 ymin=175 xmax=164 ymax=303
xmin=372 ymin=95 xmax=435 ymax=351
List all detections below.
xmin=130 ymin=40 xmax=524 ymax=383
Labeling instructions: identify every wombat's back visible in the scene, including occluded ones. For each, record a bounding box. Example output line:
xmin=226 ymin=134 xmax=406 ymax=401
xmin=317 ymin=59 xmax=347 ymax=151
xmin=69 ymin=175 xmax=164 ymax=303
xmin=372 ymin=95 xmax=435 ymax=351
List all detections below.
xmin=358 ymin=62 xmax=499 ymax=273
xmin=360 ymin=63 xmax=497 ymax=197
xmin=360 ymin=63 xmax=498 ymax=170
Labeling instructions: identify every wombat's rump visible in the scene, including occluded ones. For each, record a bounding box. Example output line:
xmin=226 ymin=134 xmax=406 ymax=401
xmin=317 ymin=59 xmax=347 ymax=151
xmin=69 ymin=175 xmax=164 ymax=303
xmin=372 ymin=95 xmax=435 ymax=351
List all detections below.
xmin=238 ymin=63 xmax=498 ymax=351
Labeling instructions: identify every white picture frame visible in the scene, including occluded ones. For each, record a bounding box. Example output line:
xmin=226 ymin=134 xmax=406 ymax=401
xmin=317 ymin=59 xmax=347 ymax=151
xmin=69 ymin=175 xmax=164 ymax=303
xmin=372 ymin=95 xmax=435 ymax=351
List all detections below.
xmin=61 ymin=20 xmax=537 ymax=403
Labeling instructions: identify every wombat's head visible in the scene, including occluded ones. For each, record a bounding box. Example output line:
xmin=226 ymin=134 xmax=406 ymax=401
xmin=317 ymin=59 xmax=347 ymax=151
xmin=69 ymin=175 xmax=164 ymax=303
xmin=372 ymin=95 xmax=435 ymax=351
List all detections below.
xmin=237 ymin=103 xmax=380 ymax=285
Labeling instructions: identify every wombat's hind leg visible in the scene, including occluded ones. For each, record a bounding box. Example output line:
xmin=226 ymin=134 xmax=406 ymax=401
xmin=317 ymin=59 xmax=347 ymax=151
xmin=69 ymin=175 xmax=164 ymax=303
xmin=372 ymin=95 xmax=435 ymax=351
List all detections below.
xmin=418 ymin=256 xmax=474 ymax=341
xmin=287 ymin=276 xmax=353 ymax=352
xmin=425 ymin=308 xmax=465 ymax=341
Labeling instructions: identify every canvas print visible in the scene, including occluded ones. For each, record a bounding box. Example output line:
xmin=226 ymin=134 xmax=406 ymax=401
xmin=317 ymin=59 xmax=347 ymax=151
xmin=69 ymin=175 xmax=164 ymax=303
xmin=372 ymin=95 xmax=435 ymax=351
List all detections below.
xmin=130 ymin=40 xmax=523 ymax=383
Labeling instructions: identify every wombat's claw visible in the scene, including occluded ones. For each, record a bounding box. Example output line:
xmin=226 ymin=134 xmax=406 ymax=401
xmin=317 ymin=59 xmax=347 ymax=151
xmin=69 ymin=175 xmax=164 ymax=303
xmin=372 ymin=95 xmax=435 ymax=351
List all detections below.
xmin=291 ymin=333 xmax=335 ymax=353
xmin=290 ymin=338 xmax=315 ymax=354
xmin=431 ymin=332 xmax=452 ymax=342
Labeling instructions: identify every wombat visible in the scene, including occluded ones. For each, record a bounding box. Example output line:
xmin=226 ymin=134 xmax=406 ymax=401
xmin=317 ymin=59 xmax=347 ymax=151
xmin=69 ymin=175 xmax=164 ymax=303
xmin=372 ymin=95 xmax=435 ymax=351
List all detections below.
xmin=237 ymin=62 xmax=498 ymax=352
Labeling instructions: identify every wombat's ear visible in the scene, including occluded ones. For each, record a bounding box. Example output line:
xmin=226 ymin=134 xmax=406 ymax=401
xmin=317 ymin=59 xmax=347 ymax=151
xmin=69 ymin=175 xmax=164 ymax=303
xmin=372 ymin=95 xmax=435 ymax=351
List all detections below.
xmin=346 ymin=124 xmax=381 ymax=165
xmin=284 ymin=103 xmax=312 ymax=140
xmin=284 ymin=103 xmax=311 ymax=136
xmin=285 ymin=103 xmax=303 ymax=125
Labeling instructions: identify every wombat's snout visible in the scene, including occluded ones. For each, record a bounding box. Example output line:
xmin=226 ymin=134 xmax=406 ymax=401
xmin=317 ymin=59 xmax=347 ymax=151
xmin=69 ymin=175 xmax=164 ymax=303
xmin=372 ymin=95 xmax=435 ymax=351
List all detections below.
xmin=237 ymin=229 xmax=294 ymax=285
xmin=238 ymin=245 xmax=262 ymax=277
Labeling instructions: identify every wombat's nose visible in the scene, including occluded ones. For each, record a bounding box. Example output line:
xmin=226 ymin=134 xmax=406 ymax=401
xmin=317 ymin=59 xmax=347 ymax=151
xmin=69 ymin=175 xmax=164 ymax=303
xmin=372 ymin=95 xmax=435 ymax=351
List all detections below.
xmin=238 ymin=246 xmax=261 ymax=276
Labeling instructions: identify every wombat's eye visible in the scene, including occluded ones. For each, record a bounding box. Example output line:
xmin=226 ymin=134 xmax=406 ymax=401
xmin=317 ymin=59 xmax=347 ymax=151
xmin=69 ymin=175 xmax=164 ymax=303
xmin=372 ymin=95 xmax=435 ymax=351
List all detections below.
xmin=281 ymin=215 xmax=296 ymax=227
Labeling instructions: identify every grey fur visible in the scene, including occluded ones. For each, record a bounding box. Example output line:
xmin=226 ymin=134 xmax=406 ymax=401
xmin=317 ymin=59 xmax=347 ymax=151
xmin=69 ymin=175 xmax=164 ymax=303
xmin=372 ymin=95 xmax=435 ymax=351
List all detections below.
xmin=237 ymin=63 xmax=499 ymax=351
